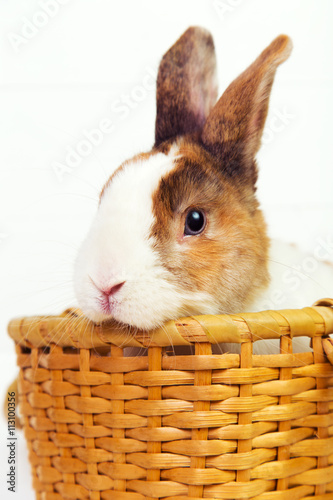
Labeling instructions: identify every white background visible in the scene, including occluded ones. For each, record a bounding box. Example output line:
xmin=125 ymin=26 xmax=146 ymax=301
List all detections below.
xmin=0 ymin=1 xmax=332 ymax=498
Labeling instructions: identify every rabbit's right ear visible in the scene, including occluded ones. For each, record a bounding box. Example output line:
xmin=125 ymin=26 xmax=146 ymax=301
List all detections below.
xmin=155 ymin=27 xmax=217 ymax=147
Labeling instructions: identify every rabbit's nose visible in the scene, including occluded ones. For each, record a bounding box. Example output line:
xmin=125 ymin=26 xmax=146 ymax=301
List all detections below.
xmin=103 ymin=281 xmax=126 ymax=297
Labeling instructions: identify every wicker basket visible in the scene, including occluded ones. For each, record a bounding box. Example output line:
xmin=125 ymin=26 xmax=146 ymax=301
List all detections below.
xmin=8 ymin=299 xmax=333 ymax=500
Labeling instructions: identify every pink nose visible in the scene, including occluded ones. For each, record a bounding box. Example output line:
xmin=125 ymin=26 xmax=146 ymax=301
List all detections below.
xmin=102 ymin=281 xmax=125 ymax=297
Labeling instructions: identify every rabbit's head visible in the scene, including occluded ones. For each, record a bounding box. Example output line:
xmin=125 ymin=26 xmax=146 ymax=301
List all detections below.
xmin=74 ymin=27 xmax=292 ymax=329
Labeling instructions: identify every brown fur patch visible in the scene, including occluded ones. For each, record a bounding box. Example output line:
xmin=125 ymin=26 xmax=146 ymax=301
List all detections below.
xmin=150 ymin=137 xmax=269 ymax=315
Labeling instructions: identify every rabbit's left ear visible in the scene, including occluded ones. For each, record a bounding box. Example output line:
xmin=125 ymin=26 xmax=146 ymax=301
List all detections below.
xmin=155 ymin=26 xmax=217 ymax=147
xmin=201 ymin=35 xmax=292 ymax=186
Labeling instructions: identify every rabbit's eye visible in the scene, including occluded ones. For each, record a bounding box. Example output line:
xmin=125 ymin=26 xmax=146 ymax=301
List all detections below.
xmin=184 ymin=209 xmax=206 ymax=236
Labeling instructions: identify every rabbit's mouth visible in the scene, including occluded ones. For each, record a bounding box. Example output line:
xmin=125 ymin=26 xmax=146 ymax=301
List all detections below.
xmin=98 ymin=297 xmax=112 ymax=315
xmin=93 ymin=288 xmax=126 ymax=320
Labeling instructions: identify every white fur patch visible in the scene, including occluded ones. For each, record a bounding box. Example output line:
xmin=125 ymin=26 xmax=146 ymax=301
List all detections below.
xmin=252 ymin=239 xmax=333 ymax=312
xmin=74 ymin=146 xmax=188 ymax=328
xmin=245 ymin=239 xmax=333 ymax=354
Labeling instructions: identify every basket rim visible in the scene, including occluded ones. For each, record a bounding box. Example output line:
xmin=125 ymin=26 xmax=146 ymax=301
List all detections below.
xmin=7 ymin=299 xmax=333 ymax=350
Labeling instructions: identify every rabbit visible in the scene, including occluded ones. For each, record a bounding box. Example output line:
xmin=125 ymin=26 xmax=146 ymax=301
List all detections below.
xmin=74 ymin=27 xmax=333 ymax=355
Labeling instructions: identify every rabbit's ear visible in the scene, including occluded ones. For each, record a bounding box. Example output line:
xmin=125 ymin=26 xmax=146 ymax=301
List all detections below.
xmin=201 ymin=35 xmax=292 ymax=187
xmin=155 ymin=27 xmax=217 ymax=147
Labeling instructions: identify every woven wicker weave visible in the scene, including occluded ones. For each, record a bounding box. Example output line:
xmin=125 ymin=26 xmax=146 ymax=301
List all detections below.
xmin=7 ymin=300 xmax=333 ymax=500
